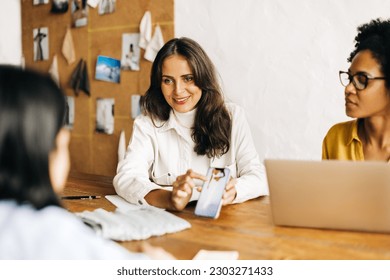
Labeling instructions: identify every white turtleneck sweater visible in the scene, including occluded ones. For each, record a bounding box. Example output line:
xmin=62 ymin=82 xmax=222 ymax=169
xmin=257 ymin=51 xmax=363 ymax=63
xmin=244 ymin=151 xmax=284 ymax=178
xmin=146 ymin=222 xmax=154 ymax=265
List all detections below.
xmin=172 ymin=108 xmax=210 ymax=178
xmin=114 ymin=103 xmax=268 ymax=206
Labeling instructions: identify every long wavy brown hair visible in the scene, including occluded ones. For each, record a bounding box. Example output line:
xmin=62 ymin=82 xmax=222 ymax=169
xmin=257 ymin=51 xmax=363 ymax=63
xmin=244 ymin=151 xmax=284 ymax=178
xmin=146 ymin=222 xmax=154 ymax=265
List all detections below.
xmin=141 ymin=37 xmax=232 ymax=158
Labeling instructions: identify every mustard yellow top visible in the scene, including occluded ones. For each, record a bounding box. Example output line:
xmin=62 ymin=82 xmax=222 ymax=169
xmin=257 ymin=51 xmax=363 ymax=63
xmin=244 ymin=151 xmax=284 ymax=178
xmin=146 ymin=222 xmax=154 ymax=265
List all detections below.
xmin=322 ymin=119 xmax=364 ymax=160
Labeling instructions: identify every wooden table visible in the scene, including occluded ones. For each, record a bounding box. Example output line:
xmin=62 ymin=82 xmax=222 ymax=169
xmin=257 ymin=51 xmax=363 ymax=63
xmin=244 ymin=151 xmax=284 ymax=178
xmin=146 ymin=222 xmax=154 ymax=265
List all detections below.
xmin=62 ymin=172 xmax=390 ymax=260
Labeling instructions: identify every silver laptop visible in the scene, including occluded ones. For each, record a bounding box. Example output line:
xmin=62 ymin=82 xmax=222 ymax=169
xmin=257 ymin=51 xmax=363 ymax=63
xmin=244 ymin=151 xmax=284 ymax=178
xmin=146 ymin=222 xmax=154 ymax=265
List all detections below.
xmin=264 ymin=159 xmax=390 ymax=233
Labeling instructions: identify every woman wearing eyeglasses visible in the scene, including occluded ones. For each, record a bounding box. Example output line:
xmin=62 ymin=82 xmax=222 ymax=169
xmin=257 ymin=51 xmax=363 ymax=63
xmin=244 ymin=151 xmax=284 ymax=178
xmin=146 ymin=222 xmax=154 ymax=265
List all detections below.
xmin=322 ymin=18 xmax=390 ymax=161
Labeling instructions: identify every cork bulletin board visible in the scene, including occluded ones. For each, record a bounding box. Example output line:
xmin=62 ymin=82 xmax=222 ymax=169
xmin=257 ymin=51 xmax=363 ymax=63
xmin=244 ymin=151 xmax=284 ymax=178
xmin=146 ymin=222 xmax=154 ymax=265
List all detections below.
xmin=21 ymin=0 xmax=174 ymax=176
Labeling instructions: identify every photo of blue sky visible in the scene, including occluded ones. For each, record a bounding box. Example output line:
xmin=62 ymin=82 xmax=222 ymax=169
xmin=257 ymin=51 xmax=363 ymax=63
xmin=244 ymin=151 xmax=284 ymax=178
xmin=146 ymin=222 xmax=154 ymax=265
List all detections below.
xmin=95 ymin=55 xmax=121 ymax=83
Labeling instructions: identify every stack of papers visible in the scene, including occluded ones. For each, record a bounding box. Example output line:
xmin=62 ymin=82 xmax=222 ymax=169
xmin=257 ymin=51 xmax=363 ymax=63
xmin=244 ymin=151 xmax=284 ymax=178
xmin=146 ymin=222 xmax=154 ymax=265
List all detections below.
xmin=76 ymin=197 xmax=191 ymax=241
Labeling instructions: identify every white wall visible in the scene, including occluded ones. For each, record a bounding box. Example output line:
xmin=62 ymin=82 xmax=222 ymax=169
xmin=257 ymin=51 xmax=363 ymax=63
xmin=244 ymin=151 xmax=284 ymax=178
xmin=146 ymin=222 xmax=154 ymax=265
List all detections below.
xmin=0 ymin=0 xmax=21 ymax=65
xmin=175 ymin=0 xmax=390 ymax=160
xmin=4 ymin=1 xmax=390 ymax=161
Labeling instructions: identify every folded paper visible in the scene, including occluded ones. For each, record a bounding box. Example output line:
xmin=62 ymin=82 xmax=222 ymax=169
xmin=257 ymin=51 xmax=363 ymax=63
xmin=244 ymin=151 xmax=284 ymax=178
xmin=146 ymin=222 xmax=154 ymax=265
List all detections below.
xmin=69 ymin=58 xmax=90 ymax=96
xmin=87 ymin=0 xmax=100 ymax=8
xmin=62 ymin=28 xmax=76 ymax=65
xmin=139 ymin=11 xmax=152 ymax=49
xmin=144 ymin=24 xmax=164 ymax=62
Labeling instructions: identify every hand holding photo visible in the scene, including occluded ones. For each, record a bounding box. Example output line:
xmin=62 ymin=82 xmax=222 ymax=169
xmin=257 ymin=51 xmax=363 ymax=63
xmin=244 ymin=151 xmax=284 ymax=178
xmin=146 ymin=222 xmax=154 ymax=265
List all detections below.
xmin=194 ymin=167 xmax=230 ymax=219
xmin=95 ymin=55 xmax=121 ymax=83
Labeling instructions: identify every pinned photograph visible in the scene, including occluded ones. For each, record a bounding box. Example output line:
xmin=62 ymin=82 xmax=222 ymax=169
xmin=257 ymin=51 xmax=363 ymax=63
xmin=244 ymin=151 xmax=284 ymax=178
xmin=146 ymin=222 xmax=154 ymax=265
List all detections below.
xmin=87 ymin=0 xmax=100 ymax=8
xmin=95 ymin=55 xmax=120 ymax=83
xmin=33 ymin=0 xmax=49 ymax=5
xmin=131 ymin=95 xmax=141 ymax=119
xmin=96 ymin=98 xmax=115 ymax=135
xmin=33 ymin=27 xmax=49 ymax=61
xmin=72 ymin=0 xmax=88 ymax=28
xmin=51 ymin=0 xmax=69 ymax=13
xmin=121 ymin=33 xmax=141 ymax=71
xmin=98 ymin=0 xmax=116 ymax=15
xmin=65 ymin=96 xmax=75 ymax=130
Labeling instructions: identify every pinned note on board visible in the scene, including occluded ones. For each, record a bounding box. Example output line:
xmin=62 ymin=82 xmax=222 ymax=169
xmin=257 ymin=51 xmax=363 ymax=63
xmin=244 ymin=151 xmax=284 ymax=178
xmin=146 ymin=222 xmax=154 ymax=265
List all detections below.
xmin=96 ymin=98 xmax=114 ymax=135
xmin=33 ymin=27 xmax=49 ymax=61
xmin=131 ymin=95 xmax=141 ymax=119
xmin=121 ymin=33 xmax=141 ymax=71
xmin=65 ymin=96 xmax=75 ymax=130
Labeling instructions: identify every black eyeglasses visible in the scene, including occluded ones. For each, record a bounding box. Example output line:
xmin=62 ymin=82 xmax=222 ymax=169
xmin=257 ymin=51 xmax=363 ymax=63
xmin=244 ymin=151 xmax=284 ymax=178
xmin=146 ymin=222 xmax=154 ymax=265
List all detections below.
xmin=339 ymin=71 xmax=386 ymax=90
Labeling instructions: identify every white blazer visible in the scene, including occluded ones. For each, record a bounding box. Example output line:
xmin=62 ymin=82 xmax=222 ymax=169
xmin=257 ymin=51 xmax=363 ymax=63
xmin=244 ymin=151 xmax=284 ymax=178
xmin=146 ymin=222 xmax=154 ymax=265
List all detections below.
xmin=113 ymin=103 xmax=268 ymax=206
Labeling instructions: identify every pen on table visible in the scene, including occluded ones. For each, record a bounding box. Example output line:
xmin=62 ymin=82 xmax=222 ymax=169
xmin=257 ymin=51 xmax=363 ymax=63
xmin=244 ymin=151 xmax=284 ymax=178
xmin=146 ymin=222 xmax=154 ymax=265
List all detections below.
xmin=61 ymin=195 xmax=102 ymax=200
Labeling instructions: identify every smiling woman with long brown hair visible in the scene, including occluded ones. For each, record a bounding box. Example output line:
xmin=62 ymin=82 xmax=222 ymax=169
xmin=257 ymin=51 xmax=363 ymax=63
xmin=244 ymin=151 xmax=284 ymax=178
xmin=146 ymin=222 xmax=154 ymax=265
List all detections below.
xmin=114 ymin=37 xmax=268 ymax=211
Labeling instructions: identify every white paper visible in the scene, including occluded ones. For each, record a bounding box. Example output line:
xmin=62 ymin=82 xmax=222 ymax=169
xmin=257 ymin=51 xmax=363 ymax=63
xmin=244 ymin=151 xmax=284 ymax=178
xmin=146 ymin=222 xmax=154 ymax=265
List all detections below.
xmin=144 ymin=25 xmax=164 ymax=62
xmin=105 ymin=194 xmax=141 ymax=211
xmin=139 ymin=11 xmax=152 ymax=49
xmin=77 ymin=206 xmax=191 ymax=241
xmin=131 ymin=95 xmax=141 ymax=119
xmin=87 ymin=0 xmax=101 ymax=9
xmin=193 ymin=249 xmax=239 ymax=260
xmin=96 ymin=98 xmax=114 ymax=134
xmin=117 ymin=130 xmax=126 ymax=162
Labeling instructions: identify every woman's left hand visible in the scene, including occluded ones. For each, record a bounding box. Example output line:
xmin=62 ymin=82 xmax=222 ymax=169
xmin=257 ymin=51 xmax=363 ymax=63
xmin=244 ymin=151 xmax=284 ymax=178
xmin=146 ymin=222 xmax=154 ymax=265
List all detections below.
xmin=222 ymin=178 xmax=237 ymax=205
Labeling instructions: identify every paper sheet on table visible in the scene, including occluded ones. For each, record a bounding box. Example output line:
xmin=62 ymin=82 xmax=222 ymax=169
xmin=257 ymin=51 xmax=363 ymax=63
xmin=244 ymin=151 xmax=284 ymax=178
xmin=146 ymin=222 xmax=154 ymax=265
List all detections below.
xmin=105 ymin=194 xmax=144 ymax=211
xmin=77 ymin=195 xmax=191 ymax=241
xmin=193 ymin=250 xmax=239 ymax=260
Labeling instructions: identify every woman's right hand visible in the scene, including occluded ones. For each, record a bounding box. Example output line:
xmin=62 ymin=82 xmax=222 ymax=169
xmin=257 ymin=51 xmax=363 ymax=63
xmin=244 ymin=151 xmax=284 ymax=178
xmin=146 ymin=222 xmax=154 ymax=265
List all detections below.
xmin=170 ymin=169 xmax=207 ymax=211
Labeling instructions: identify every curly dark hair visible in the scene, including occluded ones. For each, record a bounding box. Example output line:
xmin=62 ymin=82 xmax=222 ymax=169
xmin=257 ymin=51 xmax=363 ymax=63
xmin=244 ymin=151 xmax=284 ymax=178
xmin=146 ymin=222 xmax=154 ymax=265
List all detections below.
xmin=141 ymin=37 xmax=232 ymax=158
xmin=348 ymin=18 xmax=390 ymax=88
